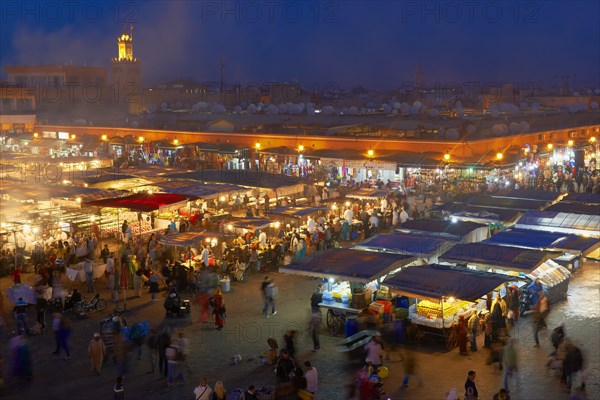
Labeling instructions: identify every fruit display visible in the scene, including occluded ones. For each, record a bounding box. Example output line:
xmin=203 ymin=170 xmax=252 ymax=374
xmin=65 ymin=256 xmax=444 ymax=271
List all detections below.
xmin=417 ymin=299 xmax=458 ymax=319
xmin=529 ymin=260 xmax=571 ymax=288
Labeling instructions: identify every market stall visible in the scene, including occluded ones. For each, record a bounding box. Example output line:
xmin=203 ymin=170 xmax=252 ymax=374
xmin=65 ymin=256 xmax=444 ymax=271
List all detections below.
xmin=382 ymin=264 xmax=513 ymax=349
xmin=352 ymin=232 xmax=457 ymax=263
xmin=268 ymin=206 xmax=329 ymax=227
xmin=439 ymin=242 xmax=570 ymax=304
xmin=346 ymin=188 xmax=390 ymax=201
xmin=430 ymin=202 xmax=522 ymax=227
xmin=84 ymin=192 xmax=192 ymax=239
xmin=66 ymin=260 xmax=107 ymax=282
xmin=280 ymin=248 xmax=416 ymax=335
xmin=224 ymin=218 xmax=273 ymax=236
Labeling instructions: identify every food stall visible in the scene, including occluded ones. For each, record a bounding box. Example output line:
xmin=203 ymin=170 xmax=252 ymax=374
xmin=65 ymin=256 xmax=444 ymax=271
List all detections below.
xmin=268 ymin=206 xmax=329 ymax=227
xmin=158 ymin=230 xmax=230 ymax=267
xmin=352 ymin=232 xmax=457 ymax=263
xmin=280 ymin=248 xmax=416 ymax=335
xmin=223 ymin=218 xmax=273 ymax=237
xmin=345 ymin=188 xmax=390 ymax=201
xmin=85 ymin=192 xmax=192 ymax=240
xmin=439 ymin=242 xmax=571 ymax=304
xmin=382 ymin=264 xmax=513 ymax=349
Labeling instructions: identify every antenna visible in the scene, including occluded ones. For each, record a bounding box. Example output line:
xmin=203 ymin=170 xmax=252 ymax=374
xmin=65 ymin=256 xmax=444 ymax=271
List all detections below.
xmin=130 ymin=24 xmax=134 ymax=38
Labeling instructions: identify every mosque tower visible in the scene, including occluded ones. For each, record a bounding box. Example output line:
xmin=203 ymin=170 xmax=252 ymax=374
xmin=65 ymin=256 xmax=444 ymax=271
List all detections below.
xmin=111 ymin=25 xmax=143 ymax=114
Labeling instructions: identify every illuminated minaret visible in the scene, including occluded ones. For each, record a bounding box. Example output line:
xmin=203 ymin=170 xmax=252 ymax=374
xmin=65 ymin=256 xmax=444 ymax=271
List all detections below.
xmin=111 ymin=25 xmax=143 ymax=114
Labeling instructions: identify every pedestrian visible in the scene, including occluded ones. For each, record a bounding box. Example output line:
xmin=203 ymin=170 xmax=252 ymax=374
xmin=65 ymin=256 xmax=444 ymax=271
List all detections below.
xmin=51 ymin=312 xmax=62 ymax=355
xmin=483 ymin=313 xmax=492 ymax=348
xmin=10 ymin=335 xmax=32 ymax=381
xmin=502 ymin=339 xmax=518 ymax=393
xmin=400 ymin=347 xmax=419 ymax=388
xmin=157 ymin=328 xmax=171 ymax=378
xmin=84 ymin=257 xmax=95 ymax=293
xmin=244 ymin=385 xmax=259 ymax=400
xmin=308 ymin=311 xmax=322 ymax=351
xmin=304 ymin=361 xmax=318 ymax=395
xmin=149 ymin=272 xmax=160 ymax=301
xmin=364 ymin=336 xmax=384 ymax=372
xmin=113 ymin=332 xmax=130 ymax=377
xmin=35 ymin=295 xmax=48 ymax=332
xmin=165 ymin=338 xmax=184 ymax=387
xmin=106 ymin=253 xmax=115 ymax=291
xmin=468 ymin=312 xmax=480 ymax=352
xmin=490 ymin=296 xmax=503 ymax=342
xmin=275 ymin=349 xmax=296 ymax=384
xmin=263 ymin=279 xmax=277 ymax=318
xmin=212 ymin=286 xmax=226 ymax=330
xmin=88 ymin=332 xmax=106 ymax=375
xmin=13 ymin=297 xmax=29 ymax=336
xmin=146 ymin=328 xmax=159 ymax=374
xmin=284 ymin=330 xmax=298 ymax=359
xmin=193 ymin=377 xmax=212 ymax=400
xmin=113 ymin=376 xmax=124 ymax=400
xmin=533 ymin=291 xmax=549 ymax=347
xmin=457 ymin=315 xmax=468 ymax=355
xmin=213 ymin=380 xmax=227 ymax=400
xmin=551 ymin=323 xmax=566 ymax=351
xmin=464 ymin=370 xmax=478 ymax=400
xmin=57 ymin=315 xmax=71 ymax=360
xmin=310 ymin=284 xmax=324 ymax=313
xmin=133 ymin=268 xmax=143 ymax=298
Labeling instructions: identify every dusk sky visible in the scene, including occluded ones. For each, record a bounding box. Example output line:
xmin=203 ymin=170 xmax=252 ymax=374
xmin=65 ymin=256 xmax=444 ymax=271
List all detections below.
xmin=1 ymin=1 xmax=599 ymax=90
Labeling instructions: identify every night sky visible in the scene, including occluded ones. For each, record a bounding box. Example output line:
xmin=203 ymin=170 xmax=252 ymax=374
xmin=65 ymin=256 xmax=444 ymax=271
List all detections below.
xmin=1 ymin=1 xmax=599 ymax=90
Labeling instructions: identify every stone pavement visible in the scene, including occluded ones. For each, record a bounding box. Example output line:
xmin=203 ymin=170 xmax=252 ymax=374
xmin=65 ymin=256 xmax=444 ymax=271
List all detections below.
xmin=0 ymin=261 xmax=598 ymax=400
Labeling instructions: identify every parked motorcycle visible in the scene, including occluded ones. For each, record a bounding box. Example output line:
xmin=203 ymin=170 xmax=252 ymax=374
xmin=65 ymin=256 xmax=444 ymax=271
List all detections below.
xmin=75 ymin=292 xmax=107 ymax=317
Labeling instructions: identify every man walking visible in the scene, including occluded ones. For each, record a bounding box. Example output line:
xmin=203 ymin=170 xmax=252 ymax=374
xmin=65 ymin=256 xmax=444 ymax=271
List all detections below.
xmin=13 ymin=298 xmax=29 ymax=336
xmin=88 ymin=332 xmax=106 ymax=375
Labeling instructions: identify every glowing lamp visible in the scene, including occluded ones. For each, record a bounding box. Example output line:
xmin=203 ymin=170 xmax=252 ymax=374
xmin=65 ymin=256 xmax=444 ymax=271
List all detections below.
xmin=255 ymin=142 xmax=261 ymax=150
xmin=547 ymin=143 xmax=553 ymax=150
xmin=138 ymin=136 xmax=145 ymax=143
xmin=590 ymin=137 xmax=597 ymax=143
xmin=173 ymin=139 xmax=179 ymax=145
xmin=101 ymin=134 xmax=108 ymax=141
xmin=367 ymin=149 xmax=374 ymax=158
xmin=444 ymin=153 xmax=450 ymax=161
xmin=298 ymin=144 xmax=304 ymax=152
xmin=496 ymin=153 xmax=503 ymax=160
xmin=567 ymin=140 xmax=574 ymax=146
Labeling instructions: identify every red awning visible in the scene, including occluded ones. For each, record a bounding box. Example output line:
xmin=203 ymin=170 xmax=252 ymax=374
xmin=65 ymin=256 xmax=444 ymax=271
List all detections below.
xmin=85 ymin=193 xmax=192 ymax=212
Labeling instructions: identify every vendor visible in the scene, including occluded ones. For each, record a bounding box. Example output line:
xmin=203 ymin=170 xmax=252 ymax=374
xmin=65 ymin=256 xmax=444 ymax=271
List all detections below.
xmin=258 ymin=230 xmax=268 ymax=249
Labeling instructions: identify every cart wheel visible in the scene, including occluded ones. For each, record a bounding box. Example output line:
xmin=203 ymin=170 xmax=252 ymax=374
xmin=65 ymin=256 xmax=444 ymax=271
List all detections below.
xmin=446 ymin=326 xmax=458 ymax=350
xmin=330 ymin=315 xmax=343 ymax=336
xmin=95 ymin=299 xmax=107 ymax=312
xmin=326 ymin=309 xmax=335 ymax=328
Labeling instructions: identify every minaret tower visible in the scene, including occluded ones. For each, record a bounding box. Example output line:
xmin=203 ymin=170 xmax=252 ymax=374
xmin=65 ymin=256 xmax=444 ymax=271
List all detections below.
xmin=111 ymin=24 xmax=143 ymax=114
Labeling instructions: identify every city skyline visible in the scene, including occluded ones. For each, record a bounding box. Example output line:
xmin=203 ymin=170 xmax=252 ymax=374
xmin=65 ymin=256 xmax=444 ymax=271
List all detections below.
xmin=1 ymin=1 xmax=599 ymax=90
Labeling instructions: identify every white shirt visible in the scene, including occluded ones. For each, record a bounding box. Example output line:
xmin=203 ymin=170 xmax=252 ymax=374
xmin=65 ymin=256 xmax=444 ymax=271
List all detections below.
xmin=193 ymin=385 xmax=212 ymax=400
xmin=380 ymin=198 xmax=388 ymax=212
xmin=307 ymin=218 xmax=316 ymax=234
xmin=343 ymin=209 xmax=354 ymax=224
xmin=259 ymin=231 xmax=268 ymax=247
xmin=200 ymin=248 xmax=210 ymax=266
xmin=400 ymin=210 xmax=409 ymax=224
xmin=305 ymin=367 xmax=318 ymax=393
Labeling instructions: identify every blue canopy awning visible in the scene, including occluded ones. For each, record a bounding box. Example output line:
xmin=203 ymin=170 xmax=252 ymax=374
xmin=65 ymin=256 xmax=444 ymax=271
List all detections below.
xmin=516 ymin=210 xmax=600 ymax=235
xmin=561 ymin=193 xmax=600 ymax=204
xmin=543 ymin=202 xmax=600 ymax=216
xmin=280 ymin=249 xmax=414 ymax=283
xmin=383 ymin=264 xmax=514 ymax=302
xmin=484 ymin=229 xmax=600 ymax=256
xmin=352 ymin=232 xmax=456 ymax=259
xmin=439 ymin=243 xmax=553 ymax=272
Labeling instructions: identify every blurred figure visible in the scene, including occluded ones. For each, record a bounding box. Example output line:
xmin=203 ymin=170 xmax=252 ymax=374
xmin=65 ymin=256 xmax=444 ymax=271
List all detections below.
xmin=400 ymin=347 xmax=420 ymax=388
xmin=502 ymin=339 xmax=518 ymax=392
xmin=551 ymin=323 xmax=566 ymax=351
xmin=533 ymin=291 xmax=549 ymax=347
xmin=308 ymin=311 xmax=322 ymax=351
xmin=113 ymin=376 xmax=124 ymax=400
xmin=563 ymin=339 xmax=584 ymax=390
xmin=457 ymin=315 xmax=468 ymax=355
xmin=13 ymin=297 xmax=29 ymax=336
xmin=10 ymin=335 xmax=32 ymax=381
